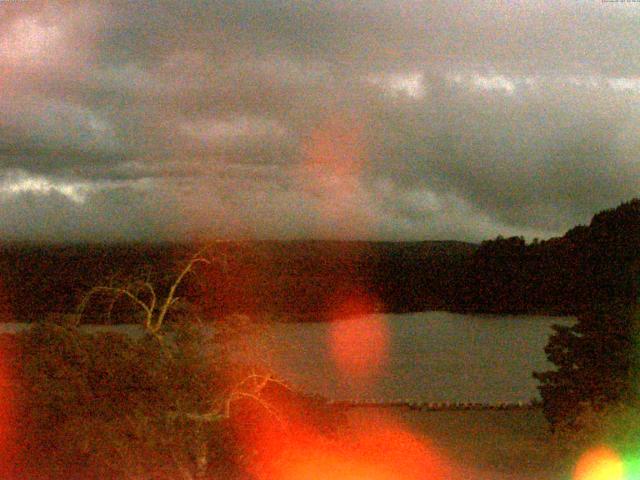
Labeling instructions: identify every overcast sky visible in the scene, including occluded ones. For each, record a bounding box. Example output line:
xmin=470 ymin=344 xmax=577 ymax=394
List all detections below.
xmin=0 ymin=0 xmax=639 ymax=243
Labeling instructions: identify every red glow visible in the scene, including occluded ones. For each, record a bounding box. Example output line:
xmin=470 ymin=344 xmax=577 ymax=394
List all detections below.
xmin=247 ymin=411 xmax=453 ymax=480
xmin=297 ymin=112 xmax=369 ymax=230
xmin=0 ymin=275 xmax=20 ymax=478
xmin=0 ymin=334 xmax=17 ymax=478
xmin=301 ymin=113 xmax=366 ymax=179
xmin=223 ymin=287 xmax=454 ymax=479
xmin=573 ymin=445 xmax=624 ymax=480
xmin=0 ymin=275 xmax=14 ymax=447
xmin=327 ymin=294 xmax=389 ymax=382
xmin=329 ymin=312 xmax=388 ymax=382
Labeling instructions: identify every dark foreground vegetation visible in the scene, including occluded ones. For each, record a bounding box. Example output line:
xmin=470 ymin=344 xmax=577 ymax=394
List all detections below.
xmin=0 ymin=319 xmax=347 ymax=479
xmin=1 ymin=198 xmax=639 ymax=321
xmin=0 ymin=250 xmax=348 ymax=479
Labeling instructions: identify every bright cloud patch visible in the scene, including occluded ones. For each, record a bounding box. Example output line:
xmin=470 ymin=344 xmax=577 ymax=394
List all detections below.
xmin=608 ymin=77 xmax=640 ymax=94
xmin=366 ymin=72 xmax=426 ymax=99
xmin=181 ymin=116 xmax=288 ymax=144
xmin=0 ymin=172 xmax=91 ymax=204
xmin=446 ymin=71 xmax=640 ymax=98
xmin=471 ymin=74 xmax=516 ymax=94
xmin=446 ymin=72 xmax=531 ymax=95
xmin=0 ymin=16 xmax=62 ymax=64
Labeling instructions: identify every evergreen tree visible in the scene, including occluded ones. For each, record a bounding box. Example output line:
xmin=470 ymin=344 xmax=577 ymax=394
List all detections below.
xmin=534 ymin=304 xmax=637 ymax=429
xmin=534 ymin=199 xmax=640 ymax=430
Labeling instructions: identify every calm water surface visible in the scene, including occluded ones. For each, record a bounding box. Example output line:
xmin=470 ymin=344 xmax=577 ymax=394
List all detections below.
xmin=244 ymin=311 xmax=574 ymax=404
xmin=0 ymin=311 xmax=573 ymax=404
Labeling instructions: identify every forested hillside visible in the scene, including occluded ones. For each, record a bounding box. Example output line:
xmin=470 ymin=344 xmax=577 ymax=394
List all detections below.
xmin=455 ymin=198 xmax=640 ymax=314
xmin=0 ymin=199 xmax=638 ymax=321
xmin=0 ymin=240 xmax=476 ymax=321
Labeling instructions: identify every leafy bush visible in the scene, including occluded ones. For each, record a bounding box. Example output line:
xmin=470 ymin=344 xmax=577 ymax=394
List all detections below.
xmin=1 ymin=249 xmax=346 ymax=479
xmin=534 ymin=304 xmax=638 ymax=430
xmin=6 ymin=321 xmax=226 ymax=479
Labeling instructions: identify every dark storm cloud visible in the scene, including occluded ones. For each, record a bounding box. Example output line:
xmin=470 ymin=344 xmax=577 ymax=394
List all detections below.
xmin=366 ymin=76 xmax=640 ymax=234
xmin=1 ymin=0 xmax=639 ymax=241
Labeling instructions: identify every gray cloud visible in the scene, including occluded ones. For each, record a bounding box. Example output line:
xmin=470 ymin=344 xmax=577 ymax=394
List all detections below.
xmin=1 ymin=0 xmax=639 ymax=242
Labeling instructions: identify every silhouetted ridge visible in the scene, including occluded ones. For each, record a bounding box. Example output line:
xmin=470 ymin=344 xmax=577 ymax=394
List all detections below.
xmin=0 ymin=198 xmax=638 ymax=321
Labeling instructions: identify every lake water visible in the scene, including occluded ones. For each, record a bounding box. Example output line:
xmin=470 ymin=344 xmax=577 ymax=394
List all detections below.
xmin=240 ymin=311 xmax=574 ymax=404
xmin=0 ymin=311 xmax=574 ymax=404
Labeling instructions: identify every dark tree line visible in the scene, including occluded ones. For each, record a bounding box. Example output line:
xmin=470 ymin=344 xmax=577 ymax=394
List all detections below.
xmin=452 ymin=199 xmax=640 ymax=315
xmin=0 ymin=201 xmax=639 ymax=322
xmin=0 ymin=240 xmax=477 ymax=322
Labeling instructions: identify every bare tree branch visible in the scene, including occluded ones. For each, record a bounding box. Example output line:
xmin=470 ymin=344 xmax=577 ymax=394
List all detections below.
xmin=77 ymin=286 xmax=153 ymax=326
xmin=153 ymin=252 xmax=211 ymax=334
xmin=76 ymin=243 xmax=221 ymax=338
xmin=70 ymin=242 xmax=291 ymax=477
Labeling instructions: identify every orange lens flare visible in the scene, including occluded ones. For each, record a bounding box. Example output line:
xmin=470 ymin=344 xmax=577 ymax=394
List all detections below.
xmin=574 ymin=445 xmax=625 ymax=480
xmin=248 ymin=412 xmax=452 ymax=480
xmin=329 ymin=312 xmax=388 ymax=382
xmin=326 ymin=293 xmax=389 ymax=383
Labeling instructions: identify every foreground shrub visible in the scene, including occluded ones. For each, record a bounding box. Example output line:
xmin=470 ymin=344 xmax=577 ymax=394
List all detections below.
xmin=534 ymin=303 xmax=638 ymax=430
xmin=5 ymin=321 xmax=223 ymax=479
xmin=1 ymin=248 xmax=346 ymax=479
xmin=3 ymin=320 xmax=346 ymax=479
